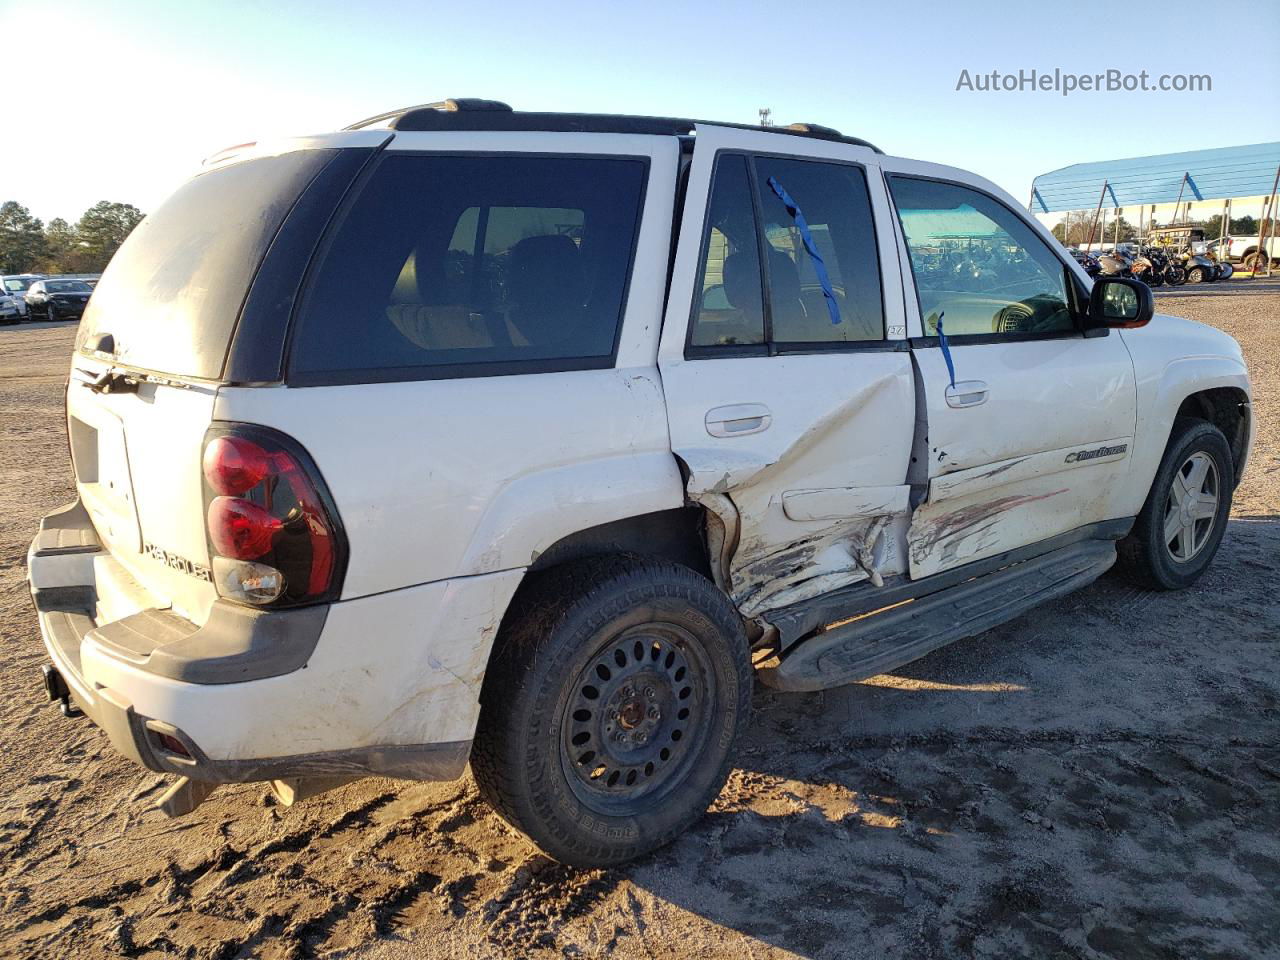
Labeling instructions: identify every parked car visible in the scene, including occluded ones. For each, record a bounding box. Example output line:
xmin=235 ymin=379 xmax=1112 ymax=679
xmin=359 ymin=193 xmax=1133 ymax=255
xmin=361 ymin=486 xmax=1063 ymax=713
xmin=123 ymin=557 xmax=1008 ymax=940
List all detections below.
xmin=28 ymin=100 xmax=1253 ymax=868
xmin=1 ymin=274 xmax=46 ymax=319
xmin=1211 ymin=235 xmax=1277 ymax=272
xmin=24 ymin=278 xmax=93 ymax=321
xmin=0 ymin=291 xmax=23 ymax=324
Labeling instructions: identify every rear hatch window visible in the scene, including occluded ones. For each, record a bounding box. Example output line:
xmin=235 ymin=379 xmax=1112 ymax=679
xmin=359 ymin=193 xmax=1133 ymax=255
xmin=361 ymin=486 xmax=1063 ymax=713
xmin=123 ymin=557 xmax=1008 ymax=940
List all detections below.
xmin=287 ymin=153 xmax=648 ymax=384
xmin=75 ymin=149 xmax=336 ymax=380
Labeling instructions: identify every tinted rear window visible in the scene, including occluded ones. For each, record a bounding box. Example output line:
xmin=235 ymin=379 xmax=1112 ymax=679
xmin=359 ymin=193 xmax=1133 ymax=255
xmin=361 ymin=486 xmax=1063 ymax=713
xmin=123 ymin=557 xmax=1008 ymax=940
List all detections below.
xmin=76 ymin=150 xmax=335 ymax=378
xmin=287 ymin=153 xmax=648 ymax=384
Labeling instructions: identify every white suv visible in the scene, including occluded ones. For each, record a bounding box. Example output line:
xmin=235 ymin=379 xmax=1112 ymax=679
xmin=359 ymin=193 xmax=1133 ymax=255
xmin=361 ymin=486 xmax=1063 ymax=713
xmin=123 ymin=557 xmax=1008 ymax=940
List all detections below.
xmin=27 ymin=100 xmax=1252 ymax=867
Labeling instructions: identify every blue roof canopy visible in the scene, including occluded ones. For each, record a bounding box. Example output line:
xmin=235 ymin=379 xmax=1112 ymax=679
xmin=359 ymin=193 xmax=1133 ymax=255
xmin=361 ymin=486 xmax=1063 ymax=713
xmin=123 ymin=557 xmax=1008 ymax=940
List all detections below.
xmin=1031 ymin=142 xmax=1280 ymax=213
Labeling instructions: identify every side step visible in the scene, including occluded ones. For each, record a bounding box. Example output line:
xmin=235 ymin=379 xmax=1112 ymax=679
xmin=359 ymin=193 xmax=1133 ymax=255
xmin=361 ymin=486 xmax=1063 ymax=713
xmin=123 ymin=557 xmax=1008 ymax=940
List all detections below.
xmin=757 ymin=540 xmax=1116 ymax=692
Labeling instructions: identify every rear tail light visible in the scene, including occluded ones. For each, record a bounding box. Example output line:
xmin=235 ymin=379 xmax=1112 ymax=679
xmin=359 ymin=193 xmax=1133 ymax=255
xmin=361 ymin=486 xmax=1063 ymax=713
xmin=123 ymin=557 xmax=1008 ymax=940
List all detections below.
xmin=201 ymin=425 xmax=346 ymax=607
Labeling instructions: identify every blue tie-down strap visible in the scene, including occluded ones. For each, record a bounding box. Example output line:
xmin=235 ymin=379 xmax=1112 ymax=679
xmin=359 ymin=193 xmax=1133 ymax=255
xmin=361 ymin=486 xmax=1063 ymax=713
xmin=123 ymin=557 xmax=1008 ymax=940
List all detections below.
xmin=934 ymin=310 xmax=956 ymax=388
xmin=766 ymin=176 xmax=842 ymax=326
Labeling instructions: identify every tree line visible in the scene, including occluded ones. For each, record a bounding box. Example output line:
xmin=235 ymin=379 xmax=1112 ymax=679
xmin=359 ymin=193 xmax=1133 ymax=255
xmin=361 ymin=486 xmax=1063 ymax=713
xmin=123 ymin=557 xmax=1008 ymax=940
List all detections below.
xmin=1052 ymin=210 xmax=1261 ymax=247
xmin=0 ymin=200 xmax=145 ymax=275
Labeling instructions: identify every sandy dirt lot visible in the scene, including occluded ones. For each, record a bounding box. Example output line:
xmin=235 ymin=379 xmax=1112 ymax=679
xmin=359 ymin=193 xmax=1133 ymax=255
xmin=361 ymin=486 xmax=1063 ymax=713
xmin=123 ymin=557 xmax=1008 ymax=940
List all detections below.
xmin=0 ymin=288 xmax=1276 ymax=960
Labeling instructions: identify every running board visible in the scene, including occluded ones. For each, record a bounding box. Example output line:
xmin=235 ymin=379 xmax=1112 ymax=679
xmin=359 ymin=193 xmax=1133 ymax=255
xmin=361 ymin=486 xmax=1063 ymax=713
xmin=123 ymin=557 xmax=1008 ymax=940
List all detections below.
xmin=757 ymin=540 xmax=1117 ymax=693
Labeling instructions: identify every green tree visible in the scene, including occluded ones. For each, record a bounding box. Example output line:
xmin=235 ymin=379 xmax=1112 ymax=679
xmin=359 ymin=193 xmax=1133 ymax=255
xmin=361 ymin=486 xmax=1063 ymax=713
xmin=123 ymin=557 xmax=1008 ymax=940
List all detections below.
xmin=0 ymin=201 xmax=47 ymax=273
xmin=75 ymin=201 xmax=144 ymax=271
xmin=34 ymin=218 xmax=84 ymax=273
xmin=1232 ymin=215 xmax=1258 ymax=236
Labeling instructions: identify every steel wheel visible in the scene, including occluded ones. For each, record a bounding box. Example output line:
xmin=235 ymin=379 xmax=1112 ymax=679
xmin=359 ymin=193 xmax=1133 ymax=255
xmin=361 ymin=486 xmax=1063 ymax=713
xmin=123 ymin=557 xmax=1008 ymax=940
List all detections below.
xmin=560 ymin=622 xmax=713 ymax=814
xmin=1163 ymin=452 xmax=1220 ymax=563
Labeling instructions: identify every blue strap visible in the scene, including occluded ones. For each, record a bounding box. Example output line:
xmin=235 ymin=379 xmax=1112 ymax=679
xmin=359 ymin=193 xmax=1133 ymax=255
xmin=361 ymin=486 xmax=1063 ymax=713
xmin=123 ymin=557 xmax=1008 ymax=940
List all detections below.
xmin=765 ymin=176 xmax=841 ymax=326
xmin=935 ymin=310 xmax=956 ymax=388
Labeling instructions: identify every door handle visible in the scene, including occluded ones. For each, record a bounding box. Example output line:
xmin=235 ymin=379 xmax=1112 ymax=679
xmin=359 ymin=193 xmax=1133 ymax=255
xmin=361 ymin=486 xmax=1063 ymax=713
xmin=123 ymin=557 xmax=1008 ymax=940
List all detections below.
xmin=705 ymin=403 xmax=773 ymax=438
xmin=944 ymin=380 xmax=989 ymax=409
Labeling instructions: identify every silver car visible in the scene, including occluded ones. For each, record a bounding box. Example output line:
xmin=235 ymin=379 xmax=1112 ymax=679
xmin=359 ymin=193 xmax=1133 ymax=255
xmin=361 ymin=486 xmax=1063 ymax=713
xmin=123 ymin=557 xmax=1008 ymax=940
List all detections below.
xmin=1 ymin=274 xmax=46 ymax=319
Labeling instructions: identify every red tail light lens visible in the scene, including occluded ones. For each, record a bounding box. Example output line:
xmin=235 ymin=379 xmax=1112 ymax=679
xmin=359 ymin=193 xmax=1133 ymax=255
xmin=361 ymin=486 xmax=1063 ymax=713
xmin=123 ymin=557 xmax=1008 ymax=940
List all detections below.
xmin=208 ymin=497 xmax=282 ymax=559
xmin=203 ymin=436 xmax=270 ymax=496
xmin=201 ymin=425 xmax=346 ymax=607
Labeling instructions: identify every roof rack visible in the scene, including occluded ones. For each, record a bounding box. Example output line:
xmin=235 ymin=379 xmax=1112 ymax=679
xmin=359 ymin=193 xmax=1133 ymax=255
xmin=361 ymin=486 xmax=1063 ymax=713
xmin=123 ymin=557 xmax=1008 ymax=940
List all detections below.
xmin=343 ymin=99 xmax=882 ymax=153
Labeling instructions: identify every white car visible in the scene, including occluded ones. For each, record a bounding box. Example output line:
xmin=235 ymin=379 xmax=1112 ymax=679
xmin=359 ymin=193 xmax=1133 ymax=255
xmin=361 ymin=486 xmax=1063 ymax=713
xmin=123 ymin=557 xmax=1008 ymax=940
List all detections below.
xmin=1 ymin=274 xmax=45 ymax=318
xmin=0 ymin=291 xmax=22 ymax=323
xmin=27 ymin=100 xmax=1253 ymax=867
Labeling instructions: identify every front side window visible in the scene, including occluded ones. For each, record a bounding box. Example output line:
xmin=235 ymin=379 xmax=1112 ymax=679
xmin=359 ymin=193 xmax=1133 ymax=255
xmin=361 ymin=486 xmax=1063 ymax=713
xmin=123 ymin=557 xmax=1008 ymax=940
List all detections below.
xmin=289 ymin=153 xmax=647 ymax=381
xmin=889 ymin=177 xmax=1073 ymax=337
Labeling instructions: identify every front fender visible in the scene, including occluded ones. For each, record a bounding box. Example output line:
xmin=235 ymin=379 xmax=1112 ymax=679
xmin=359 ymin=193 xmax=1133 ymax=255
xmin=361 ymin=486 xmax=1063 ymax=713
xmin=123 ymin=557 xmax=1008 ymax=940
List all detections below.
xmin=1117 ymin=342 xmax=1250 ymax=516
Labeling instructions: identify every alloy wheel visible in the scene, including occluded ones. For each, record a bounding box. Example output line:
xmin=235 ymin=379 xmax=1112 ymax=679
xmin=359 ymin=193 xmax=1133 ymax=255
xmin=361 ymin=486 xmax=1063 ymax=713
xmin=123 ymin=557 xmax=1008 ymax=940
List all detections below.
xmin=1163 ymin=452 xmax=1220 ymax=563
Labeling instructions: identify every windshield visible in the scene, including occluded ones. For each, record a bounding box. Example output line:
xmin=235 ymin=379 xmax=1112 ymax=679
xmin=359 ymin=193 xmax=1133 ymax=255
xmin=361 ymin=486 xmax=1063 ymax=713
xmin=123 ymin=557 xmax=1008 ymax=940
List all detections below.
xmin=46 ymin=280 xmax=92 ymax=293
xmin=76 ymin=149 xmax=336 ymax=379
xmin=4 ymin=278 xmax=36 ymax=292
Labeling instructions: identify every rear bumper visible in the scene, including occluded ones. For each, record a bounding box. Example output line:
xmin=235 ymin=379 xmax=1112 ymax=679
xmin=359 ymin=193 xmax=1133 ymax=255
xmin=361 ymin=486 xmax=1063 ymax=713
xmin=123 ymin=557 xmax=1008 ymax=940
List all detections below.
xmin=28 ymin=500 xmax=523 ymax=785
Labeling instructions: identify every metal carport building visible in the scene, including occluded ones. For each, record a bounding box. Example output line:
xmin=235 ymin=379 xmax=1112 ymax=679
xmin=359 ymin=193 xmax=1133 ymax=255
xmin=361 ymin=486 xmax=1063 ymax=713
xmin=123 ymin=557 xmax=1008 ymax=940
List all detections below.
xmin=1031 ymin=142 xmax=1280 ymax=215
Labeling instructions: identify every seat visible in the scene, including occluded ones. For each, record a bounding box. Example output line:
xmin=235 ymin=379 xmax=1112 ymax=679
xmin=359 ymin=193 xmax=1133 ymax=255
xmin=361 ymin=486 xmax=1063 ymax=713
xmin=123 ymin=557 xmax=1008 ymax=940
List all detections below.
xmin=505 ymin=235 xmax=588 ymax=350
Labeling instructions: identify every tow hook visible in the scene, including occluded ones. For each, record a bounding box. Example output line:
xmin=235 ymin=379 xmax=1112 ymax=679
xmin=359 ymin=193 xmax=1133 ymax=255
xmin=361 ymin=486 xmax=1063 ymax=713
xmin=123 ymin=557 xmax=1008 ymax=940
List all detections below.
xmin=41 ymin=665 xmax=81 ymax=718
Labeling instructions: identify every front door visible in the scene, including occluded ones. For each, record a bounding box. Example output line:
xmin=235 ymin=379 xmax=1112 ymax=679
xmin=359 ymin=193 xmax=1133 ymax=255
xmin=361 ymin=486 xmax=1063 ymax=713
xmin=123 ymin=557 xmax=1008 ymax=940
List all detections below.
xmin=659 ymin=126 xmax=915 ymax=617
xmin=882 ymin=164 xmax=1139 ymax=579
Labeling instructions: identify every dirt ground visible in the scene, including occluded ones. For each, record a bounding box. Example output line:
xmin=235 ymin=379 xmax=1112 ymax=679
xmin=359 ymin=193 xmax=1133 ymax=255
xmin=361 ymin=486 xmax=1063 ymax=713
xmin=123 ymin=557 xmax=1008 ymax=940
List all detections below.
xmin=0 ymin=286 xmax=1277 ymax=960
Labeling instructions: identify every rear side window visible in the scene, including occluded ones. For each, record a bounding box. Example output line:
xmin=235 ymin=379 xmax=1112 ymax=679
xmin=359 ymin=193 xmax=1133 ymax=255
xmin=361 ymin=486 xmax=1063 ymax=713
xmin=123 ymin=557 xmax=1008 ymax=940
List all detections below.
xmin=289 ymin=153 xmax=648 ymax=383
xmin=690 ymin=154 xmax=766 ymax=347
xmin=688 ymin=153 xmax=884 ymax=353
xmin=753 ymin=156 xmax=884 ymax=343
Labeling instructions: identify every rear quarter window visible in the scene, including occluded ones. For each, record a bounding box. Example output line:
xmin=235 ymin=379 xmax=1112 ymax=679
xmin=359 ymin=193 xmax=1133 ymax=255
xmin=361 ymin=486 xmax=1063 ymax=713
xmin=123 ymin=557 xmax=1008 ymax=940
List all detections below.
xmin=76 ymin=150 xmax=336 ymax=379
xmin=287 ymin=153 xmax=648 ymax=384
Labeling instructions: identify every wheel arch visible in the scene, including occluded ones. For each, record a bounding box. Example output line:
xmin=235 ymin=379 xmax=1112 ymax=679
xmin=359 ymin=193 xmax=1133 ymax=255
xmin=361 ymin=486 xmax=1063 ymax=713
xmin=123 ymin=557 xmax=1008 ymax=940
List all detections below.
xmin=1175 ymin=386 xmax=1251 ymax=485
xmin=1118 ymin=351 xmax=1251 ymax=518
xmin=527 ymin=506 xmax=714 ymax=582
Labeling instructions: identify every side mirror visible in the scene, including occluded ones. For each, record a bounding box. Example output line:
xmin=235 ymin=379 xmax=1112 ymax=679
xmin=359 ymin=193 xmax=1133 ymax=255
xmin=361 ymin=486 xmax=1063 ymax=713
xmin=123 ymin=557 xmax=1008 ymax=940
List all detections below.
xmin=1089 ymin=276 xmax=1153 ymax=329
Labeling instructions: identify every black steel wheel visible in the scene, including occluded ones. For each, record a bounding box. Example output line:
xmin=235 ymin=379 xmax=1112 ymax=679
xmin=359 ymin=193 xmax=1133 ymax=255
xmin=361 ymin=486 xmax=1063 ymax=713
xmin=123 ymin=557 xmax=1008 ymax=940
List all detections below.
xmin=560 ymin=621 xmax=713 ymax=813
xmin=472 ymin=555 xmax=751 ymax=867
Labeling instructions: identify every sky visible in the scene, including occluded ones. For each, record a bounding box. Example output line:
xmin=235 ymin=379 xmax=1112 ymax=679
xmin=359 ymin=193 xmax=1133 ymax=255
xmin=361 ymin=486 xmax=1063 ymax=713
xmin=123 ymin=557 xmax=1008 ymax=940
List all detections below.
xmin=3 ymin=0 xmax=1278 ymax=225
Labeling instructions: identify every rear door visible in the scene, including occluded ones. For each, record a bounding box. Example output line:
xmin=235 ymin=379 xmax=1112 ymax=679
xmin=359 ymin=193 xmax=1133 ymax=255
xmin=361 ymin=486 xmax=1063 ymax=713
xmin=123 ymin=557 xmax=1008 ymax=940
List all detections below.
xmin=659 ymin=125 xmax=915 ymax=617
xmin=882 ymin=161 xmax=1138 ymax=578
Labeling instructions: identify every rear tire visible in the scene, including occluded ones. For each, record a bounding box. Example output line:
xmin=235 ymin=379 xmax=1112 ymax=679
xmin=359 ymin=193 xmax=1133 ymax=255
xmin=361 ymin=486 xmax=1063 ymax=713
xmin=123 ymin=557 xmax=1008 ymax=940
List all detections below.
xmin=1116 ymin=418 xmax=1233 ymax=590
xmin=471 ymin=555 xmax=751 ymax=868
xmin=1244 ymin=251 xmax=1270 ymax=273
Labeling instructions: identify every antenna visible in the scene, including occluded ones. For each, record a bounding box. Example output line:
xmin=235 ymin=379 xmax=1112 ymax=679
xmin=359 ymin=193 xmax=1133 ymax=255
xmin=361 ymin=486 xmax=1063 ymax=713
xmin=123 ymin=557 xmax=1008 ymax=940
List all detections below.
xmin=758 ymin=107 xmax=773 ymax=127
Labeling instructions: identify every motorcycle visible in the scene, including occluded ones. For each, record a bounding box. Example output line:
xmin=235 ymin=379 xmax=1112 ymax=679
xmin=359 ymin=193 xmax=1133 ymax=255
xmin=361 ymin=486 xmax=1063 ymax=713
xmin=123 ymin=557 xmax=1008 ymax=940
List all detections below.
xmin=1149 ymin=246 xmax=1186 ymax=285
xmin=1069 ymin=248 xmax=1101 ymax=278
xmin=1097 ymin=247 xmax=1134 ymax=277
xmin=1129 ymin=247 xmax=1162 ymax=286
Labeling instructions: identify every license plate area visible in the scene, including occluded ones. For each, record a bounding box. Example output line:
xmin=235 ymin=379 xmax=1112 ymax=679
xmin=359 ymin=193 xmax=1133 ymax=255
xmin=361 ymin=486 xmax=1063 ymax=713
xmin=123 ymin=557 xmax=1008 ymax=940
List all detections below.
xmin=70 ymin=411 xmax=141 ymax=554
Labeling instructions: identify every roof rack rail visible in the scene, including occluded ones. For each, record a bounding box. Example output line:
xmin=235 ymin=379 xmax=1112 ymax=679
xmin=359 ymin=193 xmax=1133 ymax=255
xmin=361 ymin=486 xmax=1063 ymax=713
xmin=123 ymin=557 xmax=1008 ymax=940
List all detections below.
xmin=343 ymin=100 xmax=882 ymax=153
xmin=344 ymin=99 xmax=513 ymax=131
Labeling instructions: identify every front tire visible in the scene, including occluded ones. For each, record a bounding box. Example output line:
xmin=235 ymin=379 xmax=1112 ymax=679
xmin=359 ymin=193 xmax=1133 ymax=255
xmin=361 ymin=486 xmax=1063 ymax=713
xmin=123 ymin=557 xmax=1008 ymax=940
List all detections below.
xmin=471 ymin=556 xmax=751 ymax=868
xmin=1244 ymin=251 xmax=1269 ymax=273
xmin=1116 ymin=418 xmax=1234 ymax=590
